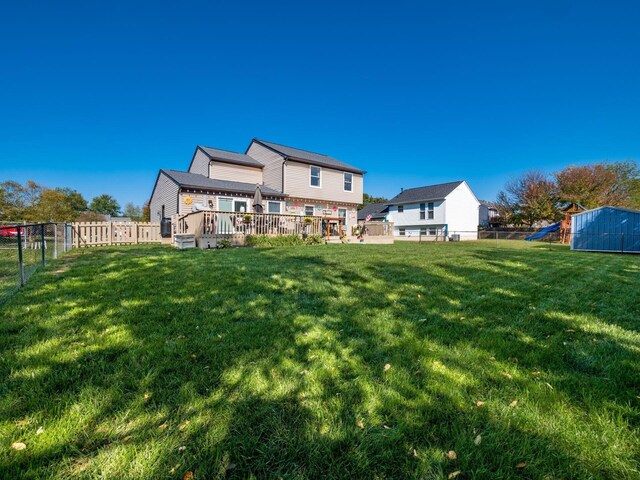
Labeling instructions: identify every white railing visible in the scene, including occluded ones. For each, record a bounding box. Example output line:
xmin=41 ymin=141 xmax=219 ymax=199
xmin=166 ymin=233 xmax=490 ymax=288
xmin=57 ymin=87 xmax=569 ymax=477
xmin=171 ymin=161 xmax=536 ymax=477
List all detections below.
xmin=175 ymin=210 xmax=324 ymax=240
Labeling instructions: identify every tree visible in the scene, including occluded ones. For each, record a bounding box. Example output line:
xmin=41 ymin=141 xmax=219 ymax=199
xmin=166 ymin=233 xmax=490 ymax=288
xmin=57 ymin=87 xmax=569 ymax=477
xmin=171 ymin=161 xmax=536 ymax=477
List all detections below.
xmin=76 ymin=211 xmax=106 ymax=222
xmin=360 ymin=193 xmax=389 ymax=207
xmin=34 ymin=189 xmax=78 ymax=222
xmin=496 ymin=171 xmax=560 ymax=226
xmin=555 ymin=161 xmax=639 ymax=209
xmin=141 ymin=202 xmax=151 ymax=222
xmin=605 ymin=160 xmax=640 ymax=209
xmin=89 ymin=194 xmax=121 ymax=216
xmin=0 ymin=180 xmax=45 ymax=221
xmin=123 ymin=202 xmax=142 ymax=221
xmin=58 ymin=188 xmax=88 ymax=214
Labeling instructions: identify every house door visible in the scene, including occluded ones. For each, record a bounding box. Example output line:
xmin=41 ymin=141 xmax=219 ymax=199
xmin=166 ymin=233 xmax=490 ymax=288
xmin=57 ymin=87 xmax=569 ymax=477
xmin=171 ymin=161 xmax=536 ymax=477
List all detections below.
xmin=217 ymin=198 xmax=233 ymax=234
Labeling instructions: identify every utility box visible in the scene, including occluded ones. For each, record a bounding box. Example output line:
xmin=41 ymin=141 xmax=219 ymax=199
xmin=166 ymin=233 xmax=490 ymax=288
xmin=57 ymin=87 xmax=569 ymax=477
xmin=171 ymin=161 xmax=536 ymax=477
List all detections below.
xmin=449 ymin=234 xmax=461 ymax=242
xmin=174 ymin=233 xmax=196 ymax=249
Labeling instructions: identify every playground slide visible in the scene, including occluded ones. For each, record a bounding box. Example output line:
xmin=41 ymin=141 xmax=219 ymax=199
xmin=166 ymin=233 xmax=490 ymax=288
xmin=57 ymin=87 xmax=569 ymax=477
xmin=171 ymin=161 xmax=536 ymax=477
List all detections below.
xmin=525 ymin=222 xmax=561 ymax=241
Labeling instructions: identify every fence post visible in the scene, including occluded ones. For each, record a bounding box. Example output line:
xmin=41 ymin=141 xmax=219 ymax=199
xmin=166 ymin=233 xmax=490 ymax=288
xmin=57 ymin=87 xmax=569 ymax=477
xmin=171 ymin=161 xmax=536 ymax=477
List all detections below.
xmin=54 ymin=223 xmax=58 ymax=259
xmin=17 ymin=227 xmax=25 ymax=286
xmin=134 ymin=223 xmax=139 ymax=244
xmin=41 ymin=224 xmax=46 ymax=266
xmin=108 ymin=222 xmax=113 ymax=245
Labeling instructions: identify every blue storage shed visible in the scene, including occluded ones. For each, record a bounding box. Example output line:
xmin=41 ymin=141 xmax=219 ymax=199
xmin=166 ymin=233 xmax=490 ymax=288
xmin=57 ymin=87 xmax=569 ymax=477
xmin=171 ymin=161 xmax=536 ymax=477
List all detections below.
xmin=571 ymin=206 xmax=640 ymax=253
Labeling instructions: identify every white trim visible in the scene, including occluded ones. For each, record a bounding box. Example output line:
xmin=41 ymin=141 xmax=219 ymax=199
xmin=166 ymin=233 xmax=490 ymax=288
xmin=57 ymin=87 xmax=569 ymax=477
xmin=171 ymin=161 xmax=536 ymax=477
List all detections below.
xmin=309 ymin=165 xmax=322 ymax=188
xmin=304 ymin=204 xmax=315 ymax=216
xmin=343 ymin=172 xmax=353 ymax=192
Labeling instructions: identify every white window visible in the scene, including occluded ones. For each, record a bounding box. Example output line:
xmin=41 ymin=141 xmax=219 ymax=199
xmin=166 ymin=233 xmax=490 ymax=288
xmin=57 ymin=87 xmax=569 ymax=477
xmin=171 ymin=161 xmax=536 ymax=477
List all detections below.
xmin=305 ymin=205 xmax=315 ymax=216
xmin=398 ymin=205 xmax=404 ymax=213
xmin=399 ymin=227 xmax=406 ymax=236
xmin=420 ymin=227 xmax=427 ymax=235
xmin=429 ymin=228 xmax=437 ymax=236
xmin=310 ymin=166 xmax=321 ymax=187
xmin=344 ymin=173 xmax=353 ymax=192
xmin=268 ymin=201 xmax=281 ymax=214
xmin=338 ymin=208 xmax=347 ymax=220
xmin=428 ymin=202 xmax=434 ymax=219
xmin=420 ymin=203 xmax=426 ymax=220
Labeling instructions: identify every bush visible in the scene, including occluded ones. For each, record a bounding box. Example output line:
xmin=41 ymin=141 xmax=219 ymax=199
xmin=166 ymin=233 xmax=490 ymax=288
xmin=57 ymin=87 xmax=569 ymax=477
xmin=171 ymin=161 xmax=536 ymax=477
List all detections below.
xmin=245 ymin=234 xmax=324 ymax=247
xmin=304 ymin=235 xmax=323 ymax=245
xmin=218 ymin=239 xmax=232 ymax=249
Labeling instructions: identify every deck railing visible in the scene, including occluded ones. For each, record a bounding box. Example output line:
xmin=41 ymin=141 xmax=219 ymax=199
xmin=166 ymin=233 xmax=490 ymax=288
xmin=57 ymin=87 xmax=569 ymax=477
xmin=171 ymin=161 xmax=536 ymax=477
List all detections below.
xmin=361 ymin=221 xmax=394 ymax=236
xmin=174 ymin=210 xmax=324 ymax=240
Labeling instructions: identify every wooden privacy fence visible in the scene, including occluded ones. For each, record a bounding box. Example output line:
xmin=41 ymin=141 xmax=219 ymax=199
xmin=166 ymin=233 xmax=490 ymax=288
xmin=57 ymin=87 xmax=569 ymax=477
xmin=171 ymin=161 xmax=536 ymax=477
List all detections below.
xmin=72 ymin=222 xmax=161 ymax=247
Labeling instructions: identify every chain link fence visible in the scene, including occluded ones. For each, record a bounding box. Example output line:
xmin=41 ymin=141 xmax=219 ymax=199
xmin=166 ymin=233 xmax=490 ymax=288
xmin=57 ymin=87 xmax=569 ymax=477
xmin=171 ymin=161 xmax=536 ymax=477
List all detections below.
xmin=0 ymin=222 xmax=72 ymax=303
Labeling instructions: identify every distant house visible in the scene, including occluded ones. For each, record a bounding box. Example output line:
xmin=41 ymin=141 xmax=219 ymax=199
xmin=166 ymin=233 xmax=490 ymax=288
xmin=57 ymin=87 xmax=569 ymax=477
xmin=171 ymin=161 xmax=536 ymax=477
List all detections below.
xmin=479 ymin=200 xmax=499 ymax=227
xmin=571 ymin=206 xmax=640 ymax=253
xmin=149 ymin=139 xmax=365 ymax=234
xmin=385 ymin=181 xmax=480 ymax=240
xmin=357 ymin=202 xmax=389 ymax=222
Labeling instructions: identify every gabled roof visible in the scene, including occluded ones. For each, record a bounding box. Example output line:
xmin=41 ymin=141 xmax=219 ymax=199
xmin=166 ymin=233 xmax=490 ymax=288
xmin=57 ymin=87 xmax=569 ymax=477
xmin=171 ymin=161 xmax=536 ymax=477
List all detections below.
xmin=161 ymin=169 xmax=286 ymax=197
xmin=386 ymin=181 xmax=464 ymax=205
xmin=357 ymin=203 xmax=389 ymax=221
xmin=250 ymin=139 xmax=366 ymax=174
xmin=196 ymin=146 xmax=264 ymax=168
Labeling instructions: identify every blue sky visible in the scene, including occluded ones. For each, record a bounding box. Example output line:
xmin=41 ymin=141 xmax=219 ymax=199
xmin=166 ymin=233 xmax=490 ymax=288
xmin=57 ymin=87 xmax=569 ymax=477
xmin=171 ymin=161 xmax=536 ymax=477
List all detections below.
xmin=1 ymin=0 xmax=639 ymax=208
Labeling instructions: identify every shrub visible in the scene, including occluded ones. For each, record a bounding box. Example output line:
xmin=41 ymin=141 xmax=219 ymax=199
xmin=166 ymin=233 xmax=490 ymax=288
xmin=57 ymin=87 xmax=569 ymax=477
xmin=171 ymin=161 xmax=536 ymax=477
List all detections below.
xmin=304 ymin=235 xmax=323 ymax=245
xmin=218 ymin=239 xmax=232 ymax=249
xmin=245 ymin=234 xmax=324 ymax=247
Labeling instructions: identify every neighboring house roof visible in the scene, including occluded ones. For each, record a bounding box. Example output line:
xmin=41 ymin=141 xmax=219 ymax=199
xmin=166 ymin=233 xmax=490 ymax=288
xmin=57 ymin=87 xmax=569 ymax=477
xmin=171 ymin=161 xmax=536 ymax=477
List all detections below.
xmin=357 ymin=203 xmax=389 ymax=221
xmin=386 ymin=181 xmax=464 ymax=205
xmin=161 ymin=169 xmax=286 ymax=197
xmin=479 ymin=200 xmax=499 ymax=210
xmin=197 ymin=146 xmax=264 ymax=168
xmin=250 ymin=139 xmax=366 ymax=174
xmin=106 ymin=216 xmax=132 ymax=222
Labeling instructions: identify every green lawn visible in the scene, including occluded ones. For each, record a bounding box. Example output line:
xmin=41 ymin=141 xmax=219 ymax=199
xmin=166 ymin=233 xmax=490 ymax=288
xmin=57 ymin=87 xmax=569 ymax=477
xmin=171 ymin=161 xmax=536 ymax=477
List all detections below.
xmin=1 ymin=242 xmax=639 ymax=479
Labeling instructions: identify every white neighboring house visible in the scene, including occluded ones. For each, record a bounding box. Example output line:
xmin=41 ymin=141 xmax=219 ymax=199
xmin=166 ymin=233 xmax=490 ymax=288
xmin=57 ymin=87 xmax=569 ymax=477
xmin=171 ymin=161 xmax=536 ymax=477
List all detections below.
xmin=384 ymin=181 xmax=480 ymax=240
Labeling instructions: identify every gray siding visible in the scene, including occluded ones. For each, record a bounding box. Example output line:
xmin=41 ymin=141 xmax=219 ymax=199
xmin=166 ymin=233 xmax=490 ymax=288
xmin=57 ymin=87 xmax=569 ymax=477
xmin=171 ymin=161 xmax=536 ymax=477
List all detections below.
xmin=209 ymin=160 xmax=263 ymax=184
xmin=284 ymin=160 xmax=364 ymax=204
xmin=189 ymin=149 xmax=210 ymax=176
xmin=247 ymin=142 xmax=284 ymax=191
xmin=149 ymin=171 xmax=179 ymax=222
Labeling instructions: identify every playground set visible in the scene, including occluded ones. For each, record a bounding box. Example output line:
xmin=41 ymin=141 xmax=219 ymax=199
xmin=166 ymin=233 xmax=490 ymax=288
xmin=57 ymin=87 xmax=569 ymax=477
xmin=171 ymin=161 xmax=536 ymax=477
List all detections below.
xmin=525 ymin=202 xmax=586 ymax=243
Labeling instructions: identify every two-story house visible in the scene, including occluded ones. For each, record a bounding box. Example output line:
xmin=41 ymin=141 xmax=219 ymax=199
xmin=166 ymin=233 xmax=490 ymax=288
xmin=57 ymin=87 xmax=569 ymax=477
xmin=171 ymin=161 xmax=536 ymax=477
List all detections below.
xmin=383 ymin=181 xmax=480 ymax=240
xmin=149 ymin=139 xmax=365 ymax=233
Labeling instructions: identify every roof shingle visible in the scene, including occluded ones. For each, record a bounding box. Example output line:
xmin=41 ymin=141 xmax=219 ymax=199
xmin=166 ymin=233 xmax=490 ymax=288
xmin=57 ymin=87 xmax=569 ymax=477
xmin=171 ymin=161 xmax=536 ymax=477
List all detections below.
xmin=386 ymin=181 xmax=464 ymax=205
xmin=357 ymin=203 xmax=389 ymax=221
xmin=161 ymin=169 xmax=285 ymax=197
xmin=252 ymin=139 xmax=365 ymax=174
xmin=198 ymin=146 xmax=264 ymax=168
